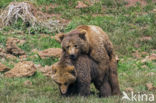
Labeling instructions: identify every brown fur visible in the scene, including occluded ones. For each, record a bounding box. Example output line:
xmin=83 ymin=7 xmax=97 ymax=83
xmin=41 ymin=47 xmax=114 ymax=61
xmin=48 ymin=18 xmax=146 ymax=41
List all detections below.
xmin=52 ymin=54 xmax=112 ymax=97
xmin=52 ymin=61 xmax=77 ymax=95
xmin=57 ymin=25 xmax=120 ymax=95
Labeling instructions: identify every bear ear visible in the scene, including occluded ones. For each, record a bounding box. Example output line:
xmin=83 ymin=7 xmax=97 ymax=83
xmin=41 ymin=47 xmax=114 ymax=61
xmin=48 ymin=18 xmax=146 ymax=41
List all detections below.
xmin=55 ymin=33 xmax=65 ymax=43
xmin=79 ymin=30 xmax=86 ymax=40
xmin=67 ymin=65 xmax=77 ymax=76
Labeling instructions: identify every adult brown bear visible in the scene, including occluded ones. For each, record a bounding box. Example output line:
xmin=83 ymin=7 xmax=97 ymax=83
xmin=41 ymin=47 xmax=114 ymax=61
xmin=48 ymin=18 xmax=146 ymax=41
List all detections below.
xmin=56 ymin=25 xmax=120 ymax=95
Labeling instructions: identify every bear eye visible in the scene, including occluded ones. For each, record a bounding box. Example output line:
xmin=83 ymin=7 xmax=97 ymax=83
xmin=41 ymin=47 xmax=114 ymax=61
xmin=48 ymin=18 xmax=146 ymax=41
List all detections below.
xmin=52 ymin=69 xmax=56 ymax=74
xmin=70 ymin=70 xmax=75 ymax=75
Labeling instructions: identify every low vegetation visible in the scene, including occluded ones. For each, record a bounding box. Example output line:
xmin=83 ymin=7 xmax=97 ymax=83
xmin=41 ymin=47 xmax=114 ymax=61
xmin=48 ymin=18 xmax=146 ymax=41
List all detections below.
xmin=0 ymin=0 xmax=156 ymax=103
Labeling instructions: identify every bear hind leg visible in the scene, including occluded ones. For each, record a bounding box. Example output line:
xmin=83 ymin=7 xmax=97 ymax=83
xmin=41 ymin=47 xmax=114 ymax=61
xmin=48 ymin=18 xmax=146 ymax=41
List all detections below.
xmin=94 ymin=76 xmax=112 ymax=97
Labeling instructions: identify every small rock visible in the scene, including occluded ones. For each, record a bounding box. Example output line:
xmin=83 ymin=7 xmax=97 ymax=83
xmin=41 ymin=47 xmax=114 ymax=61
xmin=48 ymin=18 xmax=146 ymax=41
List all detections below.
xmin=38 ymin=48 xmax=62 ymax=59
xmin=5 ymin=61 xmax=36 ymax=78
xmin=146 ymin=83 xmax=153 ymax=91
xmin=23 ymin=80 xmax=32 ymax=86
xmin=125 ymin=87 xmax=133 ymax=92
xmin=6 ymin=37 xmax=25 ymax=56
xmin=0 ymin=63 xmax=10 ymax=72
xmin=75 ymin=1 xmax=88 ymax=9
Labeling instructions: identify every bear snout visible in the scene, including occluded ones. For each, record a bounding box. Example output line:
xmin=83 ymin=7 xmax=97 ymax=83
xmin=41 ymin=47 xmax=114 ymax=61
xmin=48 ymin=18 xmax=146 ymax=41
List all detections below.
xmin=70 ymin=54 xmax=77 ymax=60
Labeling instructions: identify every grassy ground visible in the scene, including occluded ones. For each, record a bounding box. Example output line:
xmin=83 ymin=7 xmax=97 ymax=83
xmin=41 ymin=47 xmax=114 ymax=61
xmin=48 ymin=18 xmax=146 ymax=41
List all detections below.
xmin=0 ymin=0 xmax=156 ymax=103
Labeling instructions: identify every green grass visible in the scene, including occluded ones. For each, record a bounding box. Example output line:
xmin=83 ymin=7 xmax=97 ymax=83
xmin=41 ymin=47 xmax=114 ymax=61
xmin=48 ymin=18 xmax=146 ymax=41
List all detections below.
xmin=0 ymin=0 xmax=156 ymax=103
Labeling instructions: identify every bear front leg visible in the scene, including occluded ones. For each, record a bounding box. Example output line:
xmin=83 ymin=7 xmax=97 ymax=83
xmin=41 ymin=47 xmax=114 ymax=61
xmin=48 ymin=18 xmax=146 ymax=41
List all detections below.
xmin=94 ymin=73 xmax=112 ymax=97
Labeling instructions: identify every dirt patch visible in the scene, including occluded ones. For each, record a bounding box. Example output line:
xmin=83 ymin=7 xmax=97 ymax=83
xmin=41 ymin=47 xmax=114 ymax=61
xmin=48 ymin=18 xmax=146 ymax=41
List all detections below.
xmin=125 ymin=0 xmax=147 ymax=7
xmin=139 ymin=36 xmax=152 ymax=42
xmin=6 ymin=37 xmax=25 ymax=56
xmin=0 ymin=63 xmax=10 ymax=72
xmin=75 ymin=1 xmax=88 ymax=9
xmin=38 ymin=48 xmax=62 ymax=59
xmin=5 ymin=61 xmax=36 ymax=78
xmin=141 ymin=53 xmax=156 ymax=63
xmin=146 ymin=83 xmax=156 ymax=91
xmin=0 ymin=47 xmax=17 ymax=60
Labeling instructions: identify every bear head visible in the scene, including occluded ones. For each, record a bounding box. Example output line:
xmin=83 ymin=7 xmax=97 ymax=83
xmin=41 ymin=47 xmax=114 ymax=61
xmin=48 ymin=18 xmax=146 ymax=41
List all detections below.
xmin=56 ymin=30 xmax=89 ymax=60
xmin=51 ymin=62 xmax=77 ymax=95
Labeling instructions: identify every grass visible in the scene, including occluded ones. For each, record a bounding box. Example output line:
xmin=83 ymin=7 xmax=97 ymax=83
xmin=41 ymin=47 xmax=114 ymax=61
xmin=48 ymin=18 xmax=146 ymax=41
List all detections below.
xmin=0 ymin=0 xmax=156 ymax=103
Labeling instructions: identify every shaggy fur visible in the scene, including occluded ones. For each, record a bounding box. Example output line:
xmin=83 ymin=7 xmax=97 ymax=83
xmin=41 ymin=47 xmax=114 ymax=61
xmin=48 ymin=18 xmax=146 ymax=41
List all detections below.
xmin=52 ymin=54 xmax=112 ymax=97
xmin=57 ymin=25 xmax=120 ymax=95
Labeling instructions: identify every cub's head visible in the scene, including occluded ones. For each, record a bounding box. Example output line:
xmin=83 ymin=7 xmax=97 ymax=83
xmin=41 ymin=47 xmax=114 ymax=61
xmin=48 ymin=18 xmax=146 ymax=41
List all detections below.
xmin=56 ymin=30 xmax=89 ymax=60
xmin=51 ymin=62 xmax=77 ymax=95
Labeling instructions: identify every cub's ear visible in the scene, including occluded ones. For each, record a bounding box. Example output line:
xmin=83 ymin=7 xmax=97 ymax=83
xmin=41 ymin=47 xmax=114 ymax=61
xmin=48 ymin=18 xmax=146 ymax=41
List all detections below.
xmin=67 ymin=65 xmax=77 ymax=76
xmin=55 ymin=33 xmax=65 ymax=43
xmin=79 ymin=30 xmax=86 ymax=40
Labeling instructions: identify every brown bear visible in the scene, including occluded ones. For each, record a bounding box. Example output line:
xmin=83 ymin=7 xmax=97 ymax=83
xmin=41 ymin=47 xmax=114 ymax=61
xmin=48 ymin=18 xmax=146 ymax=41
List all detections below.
xmin=56 ymin=25 xmax=120 ymax=95
xmin=52 ymin=54 xmax=112 ymax=97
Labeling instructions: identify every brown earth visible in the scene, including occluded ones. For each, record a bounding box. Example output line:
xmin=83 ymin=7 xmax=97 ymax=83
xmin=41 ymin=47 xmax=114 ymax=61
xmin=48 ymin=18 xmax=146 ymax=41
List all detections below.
xmin=125 ymin=0 xmax=147 ymax=7
xmin=5 ymin=61 xmax=36 ymax=77
xmin=6 ymin=37 xmax=25 ymax=56
xmin=38 ymin=48 xmax=62 ymax=59
xmin=0 ymin=63 xmax=10 ymax=72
